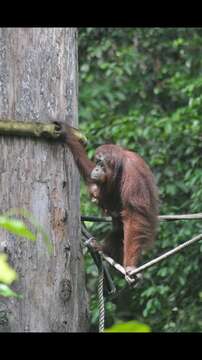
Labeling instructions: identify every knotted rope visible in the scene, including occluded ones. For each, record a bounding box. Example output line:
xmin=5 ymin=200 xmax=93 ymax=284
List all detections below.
xmin=98 ymin=265 xmax=105 ymax=333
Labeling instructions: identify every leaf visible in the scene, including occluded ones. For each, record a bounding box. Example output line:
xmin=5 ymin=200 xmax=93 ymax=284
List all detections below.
xmin=0 ymin=216 xmax=36 ymax=241
xmin=0 ymin=283 xmax=22 ymax=298
xmin=3 ymin=209 xmax=52 ymax=254
xmin=0 ymin=254 xmax=17 ymax=284
xmin=105 ymin=321 xmax=151 ymax=333
xmin=157 ymin=267 xmax=168 ymax=277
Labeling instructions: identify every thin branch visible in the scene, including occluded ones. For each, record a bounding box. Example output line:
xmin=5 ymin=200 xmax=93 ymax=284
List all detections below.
xmin=0 ymin=119 xmax=88 ymax=145
xmin=0 ymin=120 xmax=61 ymax=140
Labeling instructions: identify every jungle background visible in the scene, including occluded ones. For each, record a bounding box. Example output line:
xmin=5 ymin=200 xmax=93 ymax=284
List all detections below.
xmin=78 ymin=28 xmax=202 ymax=332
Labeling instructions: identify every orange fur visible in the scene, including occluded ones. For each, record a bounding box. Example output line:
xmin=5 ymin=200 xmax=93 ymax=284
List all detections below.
xmin=64 ymin=125 xmax=159 ymax=269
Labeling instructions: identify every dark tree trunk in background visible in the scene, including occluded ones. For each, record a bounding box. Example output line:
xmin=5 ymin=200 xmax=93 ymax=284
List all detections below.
xmin=0 ymin=28 xmax=89 ymax=332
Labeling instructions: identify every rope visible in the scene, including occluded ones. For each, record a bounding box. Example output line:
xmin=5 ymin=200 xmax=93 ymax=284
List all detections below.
xmin=82 ymin=222 xmax=202 ymax=290
xmin=81 ymin=223 xmax=116 ymax=295
xmin=98 ymin=265 xmax=105 ymax=333
xmin=81 ymin=213 xmax=202 ymax=223
xmin=129 ymin=233 xmax=202 ymax=277
xmin=81 ymin=214 xmax=202 ymax=281
xmin=81 ymin=213 xmax=202 ymax=330
xmin=94 ymin=233 xmax=202 ymax=280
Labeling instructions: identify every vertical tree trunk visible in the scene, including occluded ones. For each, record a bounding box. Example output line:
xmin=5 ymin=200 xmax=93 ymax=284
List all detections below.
xmin=0 ymin=28 xmax=89 ymax=332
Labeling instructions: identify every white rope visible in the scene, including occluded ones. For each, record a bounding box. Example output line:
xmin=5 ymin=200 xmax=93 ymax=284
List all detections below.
xmin=81 ymin=213 xmax=202 ymax=223
xmin=94 ymin=233 xmax=202 ymax=281
xmin=81 ymin=216 xmax=202 ymax=329
xmin=129 ymin=233 xmax=202 ymax=277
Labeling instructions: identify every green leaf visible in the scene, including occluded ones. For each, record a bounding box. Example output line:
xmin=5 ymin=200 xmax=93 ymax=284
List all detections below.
xmin=3 ymin=209 xmax=52 ymax=254
xmin=0 ymin=216 xmax=36 ymax=241
xmin=0 ymin=254 xmax=17 ymax=284
xmin=157 ymin=267 xmax=168 ymax=277
xmin=105 ymin=321 xmax=151 ymax=333
xmin=0 ymin=283 xmax=22 ymax=298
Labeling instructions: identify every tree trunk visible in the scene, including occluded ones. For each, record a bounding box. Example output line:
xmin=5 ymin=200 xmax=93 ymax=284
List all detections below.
xmin=0 ymin=28 xmax=89 ymax=332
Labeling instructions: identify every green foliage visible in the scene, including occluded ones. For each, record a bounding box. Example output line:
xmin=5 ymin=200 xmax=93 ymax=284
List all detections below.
xmin=0 ymin=254 xmax=17 ymax=285
xmin=0 ymin=216 xmax=36 ymax=241
xmin=0 ymin=284 xmax=21 ymax=298
xmin=79 ymin=28 xmax=202 ymax=332
xmin=0 ymin=209 xmax=51 ymax=299
xmin=105 ymin=320 xmax=151 ymax=333
xmin=4 ymin=208 xmax=52 ymax=254
xmin=0 ymin=213 xmax=35 ymax=299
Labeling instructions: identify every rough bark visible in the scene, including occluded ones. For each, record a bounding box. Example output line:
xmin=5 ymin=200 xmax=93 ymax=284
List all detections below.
xmin=0 ymin=28 xmax=89 ymax=332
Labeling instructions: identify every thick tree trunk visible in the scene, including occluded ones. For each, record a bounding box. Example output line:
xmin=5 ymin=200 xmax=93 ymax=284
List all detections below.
xmin=0 ymin=28 xmax=89 ymax=332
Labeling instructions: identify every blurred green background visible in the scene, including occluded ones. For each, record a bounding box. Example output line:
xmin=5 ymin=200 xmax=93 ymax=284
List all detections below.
xmin=78 ymin=28 xmax=202 ymax=332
